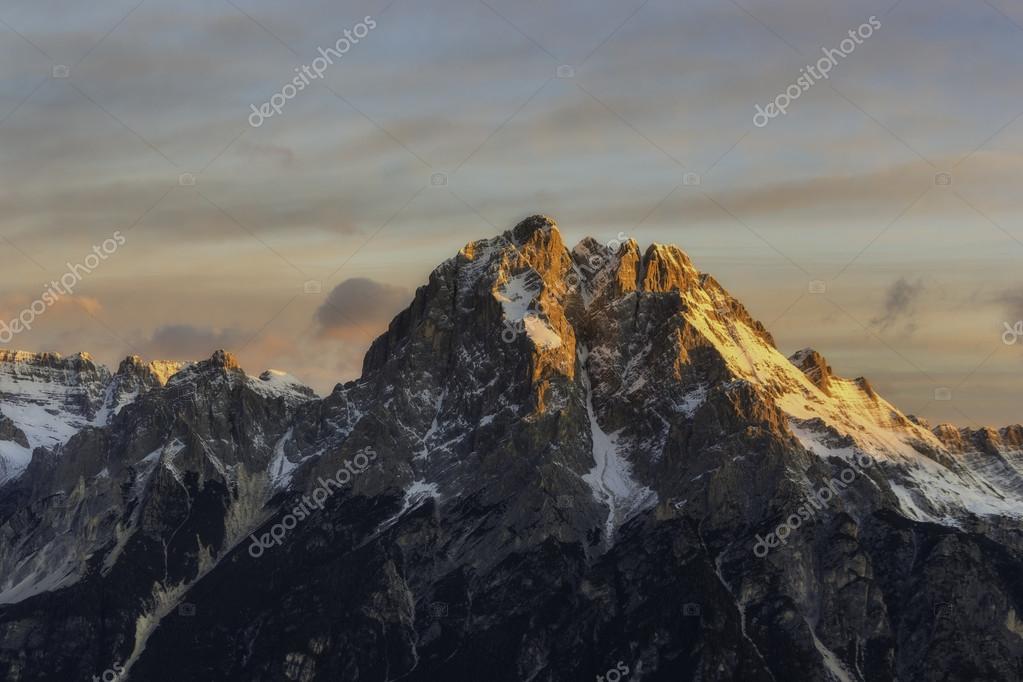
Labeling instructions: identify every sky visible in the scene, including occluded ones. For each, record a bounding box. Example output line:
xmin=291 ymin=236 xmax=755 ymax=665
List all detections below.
xmin=0 ymin=0 xmax=1022 ymax=428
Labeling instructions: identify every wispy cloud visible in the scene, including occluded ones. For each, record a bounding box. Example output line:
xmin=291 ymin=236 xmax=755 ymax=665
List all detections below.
xmin=994 ymin=287 xmax=1023 ymax=324
xmin=871 ymin=277 xmax=925 ymax=333
xmin=141 ymin=324 xmax=247 ymax=360
xmin=315 ymin=278 xmax=409 ymax=341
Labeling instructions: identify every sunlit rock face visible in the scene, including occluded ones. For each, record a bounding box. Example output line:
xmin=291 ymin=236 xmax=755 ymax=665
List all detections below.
xmin=0 ymin=217 xmax=1021 ymax=681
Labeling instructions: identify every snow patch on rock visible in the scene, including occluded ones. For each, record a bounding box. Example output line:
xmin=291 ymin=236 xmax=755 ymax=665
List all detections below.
xmin=249 ymin=370 xmax=317 ymax=403
xmin=578 ymin=347 xmax=657 ymax=544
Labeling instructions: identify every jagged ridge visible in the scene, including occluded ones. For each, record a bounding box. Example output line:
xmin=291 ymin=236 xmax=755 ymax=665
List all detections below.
xmin=1 ymin=215 xmax=1022 ymax=682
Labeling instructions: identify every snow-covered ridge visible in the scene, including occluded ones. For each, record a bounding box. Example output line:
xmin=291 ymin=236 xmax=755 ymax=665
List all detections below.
xmin=0 ymin=349 xmax=98 ymax=366
xmin=664 ymin=273 xmax=1023 ymax=521
xmin=0 ymin=350 xmax=111 ymax=484
xmin=452 ymin=221 xmax=1023 ymax=526
xmin=249 ymin=369 xmax=317 ymax=402
xmin=0 ymin=350 xmax=315 ymax=484
xmin=634 ymin=256 xmax=1023 ymax=523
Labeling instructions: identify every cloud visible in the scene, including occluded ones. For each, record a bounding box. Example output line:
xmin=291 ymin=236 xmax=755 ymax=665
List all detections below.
xmin=315 ymin=278 xmax=410 ymax=341
xmin=871 ymin=278 xmax=925 ymax=332
xmin=0 ymin=293 xmax=104 ymax=320
xmin=994 ymin=288 xmax=1023 ymax=324
xmin=55 ymin=296 xmax=103 ymax=316
xmin=142 ymin=324 xmax=247 ymax=361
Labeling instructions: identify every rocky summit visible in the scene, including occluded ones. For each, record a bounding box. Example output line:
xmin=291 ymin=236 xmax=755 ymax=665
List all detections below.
xmin=0 ymin=215 xmax=1021 ymax=681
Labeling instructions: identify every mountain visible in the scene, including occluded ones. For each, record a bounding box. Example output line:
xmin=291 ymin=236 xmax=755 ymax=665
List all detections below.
xmin=0 ymin=351 xmax=187 ymax=485
xmin=0 ymin=215 xmax=1021 ymax=681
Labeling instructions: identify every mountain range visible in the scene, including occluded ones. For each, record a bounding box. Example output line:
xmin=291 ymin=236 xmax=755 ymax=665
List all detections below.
xmin=0 ymin=215 xmax=1020 ymax=681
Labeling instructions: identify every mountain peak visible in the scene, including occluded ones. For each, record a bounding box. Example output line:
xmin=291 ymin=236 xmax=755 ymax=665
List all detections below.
xmin=639 ymin=242 xmax=697 ymax=292
xmin=164 ymin=349 xmax=244 ymax=387
xmin=115 ymin=354 xmax=187 ymax=387
xmin=209 ymin=349 xmax=241 ymax=370
xmin=119 ymin=353 xmax=144 ymax=367
xmin=789 ymin=347 xmax=833 ymax=394
xmin=3 ymin=218 xmax=1023 ymax=681
xmin=509 ymin=214 xmax=558 ymax=244
xmin=0 ymin=349 xmax=100 ymax=372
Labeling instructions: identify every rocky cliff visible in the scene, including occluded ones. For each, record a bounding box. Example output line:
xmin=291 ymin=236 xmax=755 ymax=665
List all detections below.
xmin=0 ymin=216 xmax=1020 ymax=681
